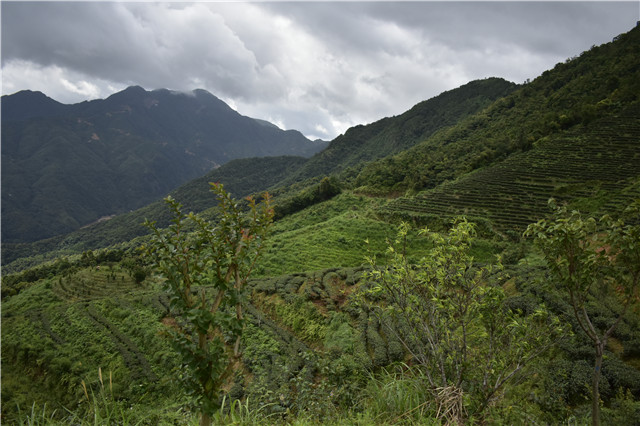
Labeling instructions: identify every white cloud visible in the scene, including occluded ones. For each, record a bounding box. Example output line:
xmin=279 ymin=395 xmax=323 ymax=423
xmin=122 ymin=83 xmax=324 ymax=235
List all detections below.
xmin=1 ymin=59 xmax=124 ymax=103
xmin=60 ymin=79 xmax=101 ymax=99
xmin=2 ymin=2 xmax=637 ymax=139
xmin=314 ymin=124 xmax=329 ymax=137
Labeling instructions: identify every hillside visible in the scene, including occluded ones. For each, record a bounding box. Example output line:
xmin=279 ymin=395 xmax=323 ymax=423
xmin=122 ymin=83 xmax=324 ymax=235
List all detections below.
xmin=3 ymin=192 xmax=639 ymax=424
xmin=355 ymin=26 xmax=640 ymax=196
xmin=1 ymin=87 xmax=325 ymax=243
xmin=363 ymin=27 xmax=640 ymax=238
xmin=277 ymin=77 xmax=518 ymax=187
xmin=1 ymin=156 xmax=308 ymax=270
xmin=2 ymin=25 xmax=640 ymax=426
xmin=380 ymin=105 xmax=640 ymax=235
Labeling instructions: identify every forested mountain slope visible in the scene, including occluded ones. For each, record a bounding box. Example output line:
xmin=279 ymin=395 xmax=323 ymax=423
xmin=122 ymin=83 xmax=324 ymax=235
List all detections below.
xmin=1 ymin=87 xmax=324 ymax=243
xmin=356 ymin=26 xmax=640 ymax=195
xmin=277 ymin=77 xmax=517 ymax=186
xmin=1 ymin=156 xmax=308 ymax=270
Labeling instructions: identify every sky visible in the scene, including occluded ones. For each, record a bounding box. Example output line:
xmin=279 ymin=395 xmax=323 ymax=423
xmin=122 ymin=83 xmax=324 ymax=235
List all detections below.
xmin=2 ymin=2 xmax=638 ymax=140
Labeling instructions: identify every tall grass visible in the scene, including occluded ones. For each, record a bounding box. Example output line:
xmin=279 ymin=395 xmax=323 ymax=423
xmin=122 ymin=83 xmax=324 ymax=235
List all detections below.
xmin=16 ymin=403 xmax=58 ymax=426
xmin=361 ymin=364 xmax=438 ymax=425
xmin=210 ymin=396 xmax=283 ymax=425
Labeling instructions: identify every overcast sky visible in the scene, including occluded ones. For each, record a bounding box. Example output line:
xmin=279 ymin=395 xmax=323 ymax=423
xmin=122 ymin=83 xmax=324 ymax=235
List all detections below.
xmin=2 ymin=2 xmax=638 ymax=140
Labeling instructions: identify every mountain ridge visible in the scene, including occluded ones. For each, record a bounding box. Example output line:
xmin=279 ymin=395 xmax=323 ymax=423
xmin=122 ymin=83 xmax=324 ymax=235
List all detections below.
xmin=1 ymin=86 xmax=326 ymax=243
xmin=0 ymin=89 xmax=70 ymax=121
xmin=277 ymin=77 xmax=518 ymax=187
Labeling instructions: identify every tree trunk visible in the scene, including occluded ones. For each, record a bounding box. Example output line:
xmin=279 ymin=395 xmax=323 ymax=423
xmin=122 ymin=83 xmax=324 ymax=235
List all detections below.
xmin=200 ymin=412 xmax=211 ymax=426
xmin=197 ymin=330 xmax=212 ymax=426
xmin=592 ymin=343 xmax=603 ymax=426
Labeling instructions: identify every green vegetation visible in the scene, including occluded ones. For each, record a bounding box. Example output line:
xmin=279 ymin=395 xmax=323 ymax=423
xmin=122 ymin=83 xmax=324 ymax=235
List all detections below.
xmin=2 ymin=25 xmax=640 ymax=425
xmin=361 ymin=220 xmax=564 ymax=423
xmin=526 ymin=200 xmax=640 ymax=425
xmin=378 ymin=107 xmax=640 ymax=236
xmin=1 ymin=155 xmax=307 ymax=270
xmin=277 ymin=77 xmax=517 ymax=187
xmin=144 ymin=184 xmax=273 ymax=425
xmin=274 ymin=176 xmax=342 ymax=219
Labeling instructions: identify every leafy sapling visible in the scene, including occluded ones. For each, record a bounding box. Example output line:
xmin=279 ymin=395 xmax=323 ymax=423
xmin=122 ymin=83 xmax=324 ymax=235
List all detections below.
xmin=525 ymin=199 xmax=640 ymax=426
xmin=144 ymin=183 xmax=273 ymax=426
xmin=361 ymin=219 xmax=563 ymax=423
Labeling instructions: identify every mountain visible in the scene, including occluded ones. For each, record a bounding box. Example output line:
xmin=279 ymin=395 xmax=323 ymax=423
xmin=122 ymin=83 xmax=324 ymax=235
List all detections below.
xmin=276 ymin=77 xmax=518 ymax=187
xmin=356 ymin=26 xmax=640 ymax=196
xmin=0 ymin=156 xmax=309 ymax=269
xmin=0 ymin=89 xmax=69 ymax=121
xmin=1 ymin=87 xmax=326 ymax=243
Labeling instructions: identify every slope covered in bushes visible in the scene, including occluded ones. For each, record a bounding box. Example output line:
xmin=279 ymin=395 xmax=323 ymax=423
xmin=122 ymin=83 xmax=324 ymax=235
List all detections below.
xmin=355 ymin=26 xmax=640 ymax=195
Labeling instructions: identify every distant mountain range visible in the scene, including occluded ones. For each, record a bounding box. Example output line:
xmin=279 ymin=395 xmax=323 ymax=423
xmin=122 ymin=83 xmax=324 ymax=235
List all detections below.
xmin=1 ymin=87 xmax=327 ymax=243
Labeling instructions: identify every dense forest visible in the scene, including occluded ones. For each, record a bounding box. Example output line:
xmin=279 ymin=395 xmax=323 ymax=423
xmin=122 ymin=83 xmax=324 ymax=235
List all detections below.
xmin=2 ymin=26 xmax=640 ymax=425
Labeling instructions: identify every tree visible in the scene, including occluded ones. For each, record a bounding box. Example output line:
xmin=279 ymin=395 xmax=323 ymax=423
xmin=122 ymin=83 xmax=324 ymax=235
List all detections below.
xmin=317 ymin=176 xmax=341 ymax=200
xmin=362 ymin=219 xmax=563 ymax=423
xmin=80 ymin=250 xmax=96 ymax=267
xmin=132 ymin=267 xmax=147 ymax=284
xmin=144 ymin=183 xmax=273 ymax=426
xmin=525 ymin=200 xmax=640 ymax=426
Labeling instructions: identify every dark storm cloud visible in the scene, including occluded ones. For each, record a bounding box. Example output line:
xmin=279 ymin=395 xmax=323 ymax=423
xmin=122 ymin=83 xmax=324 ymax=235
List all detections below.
xmin=2 ymin=2 xmax=638 ymax=140
xmin=2 ymin=2 xmax=267 ymax=94
xmin=264 ymin=2 xmax=634 ymax=67
xmin=3 ymin=3 xmax=159 ymax=80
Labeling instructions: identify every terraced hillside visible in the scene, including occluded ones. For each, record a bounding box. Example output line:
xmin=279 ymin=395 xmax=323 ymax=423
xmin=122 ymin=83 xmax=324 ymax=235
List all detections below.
xmin=4 ymin=25 xmax=640 ymax=426
xmin=0 ymin=253 xmax=405 ymax=422
xmin=380 ymin=103 xmax=640 ymax=234
xmin=52 ymin=268 xmax=140 ymax=301
xmin=356 ymin=26 xmax=640 ymax=196
xmin=254 ymin=192 xmax=469 ymax=277
xmin=1 ymin=268 xmax=176 ymax=418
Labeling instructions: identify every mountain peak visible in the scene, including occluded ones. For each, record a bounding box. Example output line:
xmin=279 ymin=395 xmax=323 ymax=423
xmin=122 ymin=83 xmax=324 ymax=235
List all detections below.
xmin=3 ymin=89 xmax=48 ymax=99
xmin=1 ymin=89 xmax=67 ymax=121
xmin=104 ymin=85 xmax=148 ymax=102
xmin=122 ymin=85 xmax=147 ymax=94
xmin=192 ymin=88 xmax=216 ymax=98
